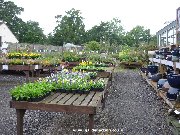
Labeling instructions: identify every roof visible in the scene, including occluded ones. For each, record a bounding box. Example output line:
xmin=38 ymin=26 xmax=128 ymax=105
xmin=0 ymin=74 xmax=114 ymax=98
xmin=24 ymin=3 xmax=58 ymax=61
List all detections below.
xmin=63 ymin=43 xmax=81 ymax=48
xmin=156 ymin=20 xmax=176 ymax=35
xmin=0 ymin=21 xmax=4 ymax=26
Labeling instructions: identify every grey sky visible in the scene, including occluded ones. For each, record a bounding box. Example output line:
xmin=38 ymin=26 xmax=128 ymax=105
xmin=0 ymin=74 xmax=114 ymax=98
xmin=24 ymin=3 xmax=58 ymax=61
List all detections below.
xmin=10 ymin=0 xmax=180 ymax=35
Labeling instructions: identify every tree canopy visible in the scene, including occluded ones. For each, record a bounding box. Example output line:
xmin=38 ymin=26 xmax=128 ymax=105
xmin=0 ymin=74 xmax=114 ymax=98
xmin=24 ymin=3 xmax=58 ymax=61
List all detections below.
xmin=51 ymin=8 xmax=86 ymax=46
xmin=0 ymin=0 xmax=46 ymax=44
xmin=0 ymin=1 xmax=157 ymax=47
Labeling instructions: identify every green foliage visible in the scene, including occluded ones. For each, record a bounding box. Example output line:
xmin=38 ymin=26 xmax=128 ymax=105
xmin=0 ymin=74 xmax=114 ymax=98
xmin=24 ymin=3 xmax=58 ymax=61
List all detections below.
xmin=62 ymin=51 xmax=81 ymax=62
xmin=0 ymin=0 xmax=24 ymax=40
xmin=85 ymin=41 xmax=101 ymax=51
xmin=124 ymin=26 xmax=151 ymax=47
xmin=19 ymin=21 xmax=47 ymax=44
xmin=86 ymin=18 xmax=124 ymax=45
xmin=10 ymin=81 xmax=54 ymax=101
xmin=52 ymin=8 xmax=85 ymax=46
xmin=0 ymin=1 xmax=46 ymax=44
xmin=119 ymin=47 xmax=144 ymax=64
xmin=73 ymin=65 xmax=105 ymax=71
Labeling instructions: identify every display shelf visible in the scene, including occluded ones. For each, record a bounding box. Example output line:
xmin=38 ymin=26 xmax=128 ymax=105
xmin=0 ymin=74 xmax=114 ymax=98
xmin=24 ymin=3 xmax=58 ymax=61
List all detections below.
xmin=165 ymin=61 xmax=174 ymax=67
xmin=140 ymin=72 xmax=176 ymax=109
xmin=153 ymin=58 xmax=161 ymax=63
xmin=176 ymin=62 xmax=180 ymax=69
xmin=161 ymin=60 xmax=167 ymax=65
xmin=149 ymin=58 xmax=153 ymax=62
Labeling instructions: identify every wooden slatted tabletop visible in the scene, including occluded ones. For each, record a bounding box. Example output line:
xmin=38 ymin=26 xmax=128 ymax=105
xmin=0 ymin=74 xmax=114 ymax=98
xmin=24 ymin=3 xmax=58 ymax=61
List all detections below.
xmin=10 ymin=77 xmax=110 ymax=135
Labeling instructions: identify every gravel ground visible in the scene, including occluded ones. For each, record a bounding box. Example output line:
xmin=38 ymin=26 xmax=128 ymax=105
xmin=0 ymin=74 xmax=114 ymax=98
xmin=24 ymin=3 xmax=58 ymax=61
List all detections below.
xmin=0 ymin=69 xmax=173 ymax=135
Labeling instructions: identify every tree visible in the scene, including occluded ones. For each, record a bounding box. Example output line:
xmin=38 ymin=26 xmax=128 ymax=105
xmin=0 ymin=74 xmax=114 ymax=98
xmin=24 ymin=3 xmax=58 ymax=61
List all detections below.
xmin=20 ymin=21 xmax=46 ymax=44
xmin=85 ymin=41 xmax=101 ymax=51
xmin=124 ymin=26 xmax=151 ymax=47
xmin=0 ymin=0 xmax=24 ymax=40
xmin=52 ymin=8 xmax=86 ymax=46
xmin=86 ymin=22 xmax=109 ymax=43
xmin=86 ymin=18 xmax=124 ymax=45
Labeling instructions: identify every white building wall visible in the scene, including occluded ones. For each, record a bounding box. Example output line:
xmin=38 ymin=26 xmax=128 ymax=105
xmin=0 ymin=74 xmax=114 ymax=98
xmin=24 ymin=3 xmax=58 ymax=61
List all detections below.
xmin=0 ymin=23 xmax=18 ymax=43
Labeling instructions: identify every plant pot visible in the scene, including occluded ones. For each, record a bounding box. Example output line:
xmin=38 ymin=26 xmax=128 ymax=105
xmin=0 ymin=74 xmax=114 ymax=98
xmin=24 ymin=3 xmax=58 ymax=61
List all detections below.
xmin=66 ymin=89 xmax=72 ymax=93
xmin=166 ymin=87 xmax=180 ymax=101
xmin=90 ymin=76 xmax=96 ymax=79
xmin=167 ymin=74 xmax=180 ymax=88
xmin=72 ymin=89 xmax=79 ymax=94
xmin=97 ymin=69 xmax=105 ymax=72
xmin=172 ymin=56 xmax=179 ymax=62
xmin=140 ymin=67 xmax=149 ymax=74
xmin=155 ymin=50 xmax=160 ymax=55
xmin=147 ymin=65 xmax=158 ymax=75
xmin=157 ymin=79 xmax=167 ymax=90
xmin=162 ymin=81 xmax=170 ymax=92
xmin=160 ymin=47 xmax=169 ymax=53
xmin=30 ymin=96 xmax=44 ymax=102
xmin=78 ymin=90 xmax=84 ymax=94
xmin=12 ymin=96 xmax=30 ymax=102
xmin=83 ymin=90 xmax=90 ymax=94
xmin=166 ymin=55 xmax=172 ymax=61
xmin=172 ymin=49 xmax=179 ymax=57
xmin=151 ymin=73 xmax=163 ymax=82
xmin=92 ymin=88 xmax=104 ymax=92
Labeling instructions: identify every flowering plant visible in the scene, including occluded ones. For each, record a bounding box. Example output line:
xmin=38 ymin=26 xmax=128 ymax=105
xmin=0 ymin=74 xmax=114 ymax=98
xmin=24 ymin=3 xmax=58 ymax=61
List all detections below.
xmin=7 ymin=52 xmax=41 ymax=59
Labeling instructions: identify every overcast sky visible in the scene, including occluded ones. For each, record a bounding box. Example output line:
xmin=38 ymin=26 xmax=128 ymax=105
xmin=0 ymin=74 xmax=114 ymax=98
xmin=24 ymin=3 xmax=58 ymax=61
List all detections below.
xmin=10 ymin=0 xmax=180 ymax=35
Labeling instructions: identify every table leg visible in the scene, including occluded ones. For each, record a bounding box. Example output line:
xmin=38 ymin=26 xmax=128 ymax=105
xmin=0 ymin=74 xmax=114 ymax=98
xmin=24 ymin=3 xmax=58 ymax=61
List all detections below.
xmin=31 ymin=70 xmax=34 ymax=77
xmin=23 ymin=71 xmax=29 ymax=82
xmin=36 ymin=70 xmax=40 ymax=77
xmin=16 ymin=109 xmax=26 ymax=135
xmin=88 ymin=114 xmax=94 ymax=135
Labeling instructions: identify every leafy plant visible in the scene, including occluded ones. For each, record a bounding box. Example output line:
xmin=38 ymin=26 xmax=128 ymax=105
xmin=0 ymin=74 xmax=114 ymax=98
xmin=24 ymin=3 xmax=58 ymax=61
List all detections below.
xmin=62 ymin=51 xmax=81 ymax=62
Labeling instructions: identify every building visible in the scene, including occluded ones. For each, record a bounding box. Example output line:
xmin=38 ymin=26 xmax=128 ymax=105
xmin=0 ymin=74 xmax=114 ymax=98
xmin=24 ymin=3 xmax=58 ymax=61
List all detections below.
xmin=0 ymin=21 xmax=19 ymax=52
xmin=156 ymin=20 xmax=176 ymax=47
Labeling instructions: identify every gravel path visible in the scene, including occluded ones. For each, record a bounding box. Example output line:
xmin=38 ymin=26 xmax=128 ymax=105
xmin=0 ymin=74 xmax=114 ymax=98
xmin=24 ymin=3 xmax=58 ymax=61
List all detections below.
xmin=0 ymin=69 xmax=173 ymax=135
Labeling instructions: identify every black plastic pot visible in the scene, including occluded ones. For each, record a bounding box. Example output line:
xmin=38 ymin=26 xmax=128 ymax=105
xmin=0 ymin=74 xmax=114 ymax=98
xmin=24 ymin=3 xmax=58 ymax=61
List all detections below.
xmin=172 ymin=56 xmax=179 ymax=62
xmin=166 ymin=55 xmax=172 ymax=61
xmin=166 ymin=87 xmax=180 ymax=101
xmin=12 ymin=96 xmax=31 ymax=102
xmin=160 ymin=47 xmax=169 ymax=53
xmin=147 ymin=65 xmax=158 ymax=75
xmin=83 ymin=90 xmax=90 ymax=94
xmin=78 ymin=90 xmax=84 ymax=94
xmin=151 ymin=73 xmax=163 ymax=82
xmin=172 ymin=49 xmax=179 ymax=57
xmin=30 ymin=96 xmax=44 ymax=102
xmin=167 ymin=74 xmax=180 ymax=88
xmin=140 ymin=67 xmax=149 ymax=74
xmin=92 ymin=88 xmax=104 ymax=92
xmin=155 ymin=50 xmax=160 ymax=55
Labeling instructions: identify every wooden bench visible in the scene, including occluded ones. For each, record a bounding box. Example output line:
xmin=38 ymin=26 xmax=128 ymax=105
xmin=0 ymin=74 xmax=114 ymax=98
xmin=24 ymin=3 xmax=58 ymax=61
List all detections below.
xmin=10 ymin=78 xmax=111 ymax=135
xmin=0 ymin=65 xmax=42 ymax=81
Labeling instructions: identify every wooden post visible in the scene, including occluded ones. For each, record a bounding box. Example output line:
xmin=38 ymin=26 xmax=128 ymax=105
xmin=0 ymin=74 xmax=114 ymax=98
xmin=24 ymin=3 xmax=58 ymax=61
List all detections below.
xmin=31 ymin=70 xmax=34 ymax=77
xmin=23 ymin=71 xmax=30 ymax=82
xmin=36 ymin=69 xmax=40 ymax=77
xmin=159 ymin=64 xmax=166 ymax=74
xmin=88 ymin=114 xmax=94 ymax=135
xmin=16 ymin=109 xmax=26 ymax=135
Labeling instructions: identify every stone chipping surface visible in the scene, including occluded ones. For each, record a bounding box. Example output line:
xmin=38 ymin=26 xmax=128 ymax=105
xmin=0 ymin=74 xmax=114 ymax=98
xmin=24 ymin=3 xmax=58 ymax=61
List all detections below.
xmin=0 ymin=69 xmax=173 ymax=135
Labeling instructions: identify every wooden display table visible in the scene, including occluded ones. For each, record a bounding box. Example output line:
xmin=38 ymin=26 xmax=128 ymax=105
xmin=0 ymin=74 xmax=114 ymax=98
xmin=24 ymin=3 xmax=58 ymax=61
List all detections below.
xmin=10 ymin=78 xmax=111 ymax=135
xmin=120 ymin=62 xmax=142 ymax=68
xmin=0 ymin=65 xmax=42 ymax=81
